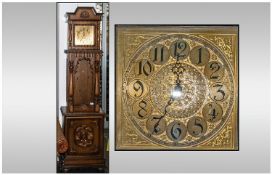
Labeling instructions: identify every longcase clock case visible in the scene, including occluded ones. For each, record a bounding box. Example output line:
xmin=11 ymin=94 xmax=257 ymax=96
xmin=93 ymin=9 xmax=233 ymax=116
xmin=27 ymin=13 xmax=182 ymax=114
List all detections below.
xmin=61 ymin=7 xmax=105 ymax=169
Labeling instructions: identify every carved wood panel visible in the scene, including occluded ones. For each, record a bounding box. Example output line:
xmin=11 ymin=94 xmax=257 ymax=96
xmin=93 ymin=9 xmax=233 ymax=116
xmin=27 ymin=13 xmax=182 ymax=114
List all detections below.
xmin=66 ymin=51 xmax=102 ymax=113
xmin=74 ymin=57 xmax=94 ymax=106
xmin=65 ymin=116 xmax=103 ymax=156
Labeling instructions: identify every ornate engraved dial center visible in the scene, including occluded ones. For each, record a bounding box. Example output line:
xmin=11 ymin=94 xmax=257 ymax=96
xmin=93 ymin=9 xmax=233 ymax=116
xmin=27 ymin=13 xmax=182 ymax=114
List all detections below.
xmin=150 ymin=62 xmax=207 ymax=118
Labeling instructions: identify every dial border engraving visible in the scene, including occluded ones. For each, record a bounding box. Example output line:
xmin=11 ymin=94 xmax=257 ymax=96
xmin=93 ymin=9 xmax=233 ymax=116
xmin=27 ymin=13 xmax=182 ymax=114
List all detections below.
xmin=123 ymin=34 xmax=235 ymax=147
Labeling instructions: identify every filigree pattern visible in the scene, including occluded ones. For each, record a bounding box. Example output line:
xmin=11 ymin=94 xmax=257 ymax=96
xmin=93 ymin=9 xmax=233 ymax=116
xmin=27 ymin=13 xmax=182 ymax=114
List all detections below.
xmin=150 ymin=63 xmax=207 ymax=118
xmin=199 ymin=35 xmax=233 ymax=60
xmin=202 ymin=121 xmax=233 ymax=148
xmin=122 ymin=118 xmax=149 ymax=145
xmin=124 ymin=34 xmax=156 ymax=58
xmin=123 ymin=34 xmax=235 ymax=148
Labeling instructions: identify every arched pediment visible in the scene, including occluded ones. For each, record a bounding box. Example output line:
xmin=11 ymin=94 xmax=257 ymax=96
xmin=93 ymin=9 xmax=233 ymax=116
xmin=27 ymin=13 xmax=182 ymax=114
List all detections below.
xmin=67 ymin=7 xmax=102 ymax=21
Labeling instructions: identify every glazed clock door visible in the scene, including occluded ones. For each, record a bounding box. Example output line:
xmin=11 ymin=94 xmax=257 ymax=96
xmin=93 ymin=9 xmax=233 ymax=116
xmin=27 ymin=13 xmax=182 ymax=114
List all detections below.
xmin=115 ymin=25 xmax=238 ymax=150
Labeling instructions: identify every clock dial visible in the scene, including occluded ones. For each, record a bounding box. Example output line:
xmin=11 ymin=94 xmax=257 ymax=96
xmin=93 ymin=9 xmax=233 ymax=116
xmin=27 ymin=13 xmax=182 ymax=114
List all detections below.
xmin=210 ymin=83 xmax=229 ymax=102
xmin=133 ymin=99 xmax=153 ymax=119
xmin=133 ymin=59 xmax=154 ymax=78
xmin=166 ymin=121 xmax=187 ymax=142
xmin=190 ymin=46 xmax=210 ymax=66
xmin=187 ymin=117 xmax=207 ymax=137
xmin=74 ymin=25 xmax=94 ymax=45
xmin=116 ymin=26 xmax=238 ymax=150
xmin=204 ymin=61 xmax=225 ymax=81
xmin=169 ymin=39 xmax=190 ymax=60
xmin=149 ymin=44 xmax=170 ymax=65
xmin=202 ymin=102 xmax=223 ymax=123
xmin=146 ymin=116 xmax=166 ymax=135
xmin=127 ymin=79 xmax=148 ymax=98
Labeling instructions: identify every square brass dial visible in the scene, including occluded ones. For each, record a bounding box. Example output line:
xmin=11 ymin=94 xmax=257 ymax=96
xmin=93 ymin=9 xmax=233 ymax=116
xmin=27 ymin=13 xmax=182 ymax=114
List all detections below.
xmin=74 ymin=25 xmax=94 ymax=46
xmin=115 ymin=25 xmax=239 ymax=150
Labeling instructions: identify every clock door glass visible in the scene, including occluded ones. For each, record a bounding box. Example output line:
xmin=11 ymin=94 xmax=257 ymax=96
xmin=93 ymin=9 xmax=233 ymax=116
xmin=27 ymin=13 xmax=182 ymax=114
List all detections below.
xmin=74 ymin=25 xmax=94 ymax=46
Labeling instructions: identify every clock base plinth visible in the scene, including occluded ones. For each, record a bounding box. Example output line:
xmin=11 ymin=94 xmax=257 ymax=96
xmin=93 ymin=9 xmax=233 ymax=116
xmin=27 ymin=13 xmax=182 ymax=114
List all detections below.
xmin=61 ymin=106 xmax=105 ymax=171
xmin=63 ymin=155 xmax=105 ymax=171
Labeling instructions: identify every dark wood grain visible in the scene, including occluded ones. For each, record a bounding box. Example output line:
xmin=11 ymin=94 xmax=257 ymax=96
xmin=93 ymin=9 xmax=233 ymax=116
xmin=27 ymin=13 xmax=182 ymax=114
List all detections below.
xmin=60 ymin=7 xmax=105 ymax=171
xmin=61 ymin=107 xmax=105 ymax=168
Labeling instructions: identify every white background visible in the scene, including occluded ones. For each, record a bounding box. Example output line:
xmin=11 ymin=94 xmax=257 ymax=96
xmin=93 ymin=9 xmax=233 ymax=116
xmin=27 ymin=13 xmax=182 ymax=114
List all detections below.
xmin=1 ymin=2 xmax=271 ymax=173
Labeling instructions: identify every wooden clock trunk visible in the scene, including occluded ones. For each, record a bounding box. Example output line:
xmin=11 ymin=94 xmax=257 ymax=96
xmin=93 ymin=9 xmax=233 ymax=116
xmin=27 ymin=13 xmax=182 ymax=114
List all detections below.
xmin=61 ymin=7 xmax=105 ymax=170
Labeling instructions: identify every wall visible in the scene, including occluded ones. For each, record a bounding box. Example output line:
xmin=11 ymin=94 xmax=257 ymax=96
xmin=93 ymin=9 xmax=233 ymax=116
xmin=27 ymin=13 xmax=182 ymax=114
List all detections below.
xmin=2 ymin=3 xmax=56 ymax=172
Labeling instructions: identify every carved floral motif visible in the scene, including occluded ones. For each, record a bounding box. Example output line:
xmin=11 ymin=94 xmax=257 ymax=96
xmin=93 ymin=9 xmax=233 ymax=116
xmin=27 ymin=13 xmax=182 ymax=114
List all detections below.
xmin=74 ymin=125 xmax=94 ymax=147
xmin=80 ymin=11 xmax=90 ymax=18
xmin=74 ymin=57 xmax=93 ymax=73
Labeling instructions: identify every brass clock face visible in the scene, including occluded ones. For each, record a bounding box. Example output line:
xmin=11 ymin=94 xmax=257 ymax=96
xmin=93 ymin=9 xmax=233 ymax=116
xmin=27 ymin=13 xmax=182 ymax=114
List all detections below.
xmin=74 ymin=25 xmax=94 ymax=46
xmin=116 ymin=25 xmax=238 ymax=150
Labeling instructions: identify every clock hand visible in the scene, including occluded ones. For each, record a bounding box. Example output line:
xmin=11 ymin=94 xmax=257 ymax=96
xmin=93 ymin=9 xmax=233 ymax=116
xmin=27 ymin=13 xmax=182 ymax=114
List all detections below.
xmin=152 ymin=61 xmax=185 ymax=134
xmin=152 ymin=97 xmax=173 ymax=134
xmin=176 ymin=53 xmax=186 ymax=61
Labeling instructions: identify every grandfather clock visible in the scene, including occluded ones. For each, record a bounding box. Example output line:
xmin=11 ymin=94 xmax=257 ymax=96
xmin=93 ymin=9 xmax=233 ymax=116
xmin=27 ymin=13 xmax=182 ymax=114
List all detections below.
xmin=61 ymin=7 xmax=105 ymax=170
